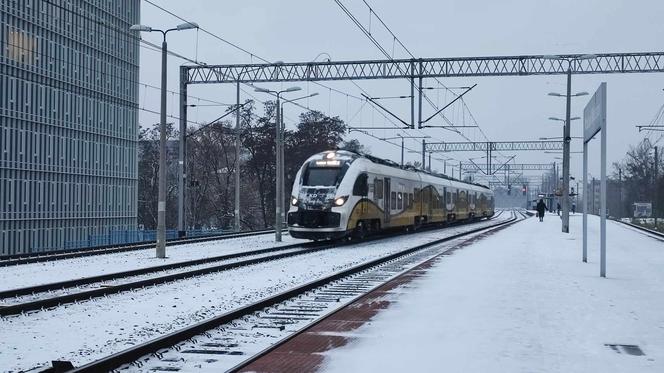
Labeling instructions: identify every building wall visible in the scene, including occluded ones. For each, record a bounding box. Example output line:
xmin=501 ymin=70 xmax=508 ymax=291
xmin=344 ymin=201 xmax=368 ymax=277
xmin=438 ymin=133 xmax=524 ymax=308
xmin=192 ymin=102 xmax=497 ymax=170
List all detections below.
xmin=0 ymin=0 xmax=139 ymax=254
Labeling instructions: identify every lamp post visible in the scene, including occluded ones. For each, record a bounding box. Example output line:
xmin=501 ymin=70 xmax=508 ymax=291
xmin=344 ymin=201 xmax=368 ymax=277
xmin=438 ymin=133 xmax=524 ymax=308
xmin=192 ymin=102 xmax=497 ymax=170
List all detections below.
xmin=254 ymin=86 xmax=302 ymax=242
xmin=544 ymin=54 xmax=594 ymax=233
xmin=548 ymin=113 xmax=584 ymax=231
xmin=279 ymin=92 xmax=318 ymax=235
xmin=547 ymin=92 xmax=588 ymax=233
xmin=130 ymin=22 xmax=198 ymax=258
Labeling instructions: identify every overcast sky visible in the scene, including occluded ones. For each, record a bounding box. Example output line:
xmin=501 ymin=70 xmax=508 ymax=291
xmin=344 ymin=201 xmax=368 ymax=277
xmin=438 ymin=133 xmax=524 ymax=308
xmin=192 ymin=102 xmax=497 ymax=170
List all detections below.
xmin=137 ymin=0 xmax=664 ymax=185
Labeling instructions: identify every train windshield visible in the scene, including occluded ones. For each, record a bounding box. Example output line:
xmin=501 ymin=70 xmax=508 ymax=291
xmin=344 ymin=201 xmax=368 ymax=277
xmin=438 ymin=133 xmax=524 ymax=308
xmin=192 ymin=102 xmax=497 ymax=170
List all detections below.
xmin=303 ymin=167 xmax=342 ymax=186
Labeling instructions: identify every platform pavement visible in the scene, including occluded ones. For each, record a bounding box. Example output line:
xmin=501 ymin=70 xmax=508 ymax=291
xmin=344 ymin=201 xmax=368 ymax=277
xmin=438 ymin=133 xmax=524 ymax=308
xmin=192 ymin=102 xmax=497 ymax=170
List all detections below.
xmin=315 ymin=212 xmax=664 ymax=372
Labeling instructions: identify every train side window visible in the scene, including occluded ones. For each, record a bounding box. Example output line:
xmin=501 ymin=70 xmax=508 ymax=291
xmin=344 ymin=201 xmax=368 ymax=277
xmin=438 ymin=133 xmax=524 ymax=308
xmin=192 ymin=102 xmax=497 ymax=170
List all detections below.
xmin=409 ymin=193 xmax=413 ymax=208
xmin=397 ymin=192 xmax=403 ymax=209
xmin=374 ymin=178 xmax=384 ymax=199
xmin=414 ymin=188 xmax=420 ymax=203
xmin=391 ymin=191 xmax=397 ymax=210
xmin=353 ymin=173 xmax=368 ymax=196
xmin=446 ymin=191 xmax=452 ymax=204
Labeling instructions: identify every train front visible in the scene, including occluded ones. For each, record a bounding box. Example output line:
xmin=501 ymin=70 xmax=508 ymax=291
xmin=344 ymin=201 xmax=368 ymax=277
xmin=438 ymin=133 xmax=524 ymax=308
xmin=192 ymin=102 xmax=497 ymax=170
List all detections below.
xmin=287 ymin=151 xmax=358 ymax=240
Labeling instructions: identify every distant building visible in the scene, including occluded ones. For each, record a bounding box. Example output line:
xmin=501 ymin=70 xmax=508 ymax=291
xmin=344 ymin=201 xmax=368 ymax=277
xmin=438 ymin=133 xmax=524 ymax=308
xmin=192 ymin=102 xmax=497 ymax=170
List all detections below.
xmin=0 ymin=1 xmax=140 ymax=254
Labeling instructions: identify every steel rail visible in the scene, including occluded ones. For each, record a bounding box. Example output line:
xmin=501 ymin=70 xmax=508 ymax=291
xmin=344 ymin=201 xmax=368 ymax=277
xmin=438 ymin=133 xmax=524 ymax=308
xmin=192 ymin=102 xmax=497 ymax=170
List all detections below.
xmin=0 ymin=244 xmax=324 ymax=317
xmin=0 ymin=242 xmax=313 ymax=300
xmin=613 ymin=219 xmax=664 ymax=241
xmin=63 ymin=213 xmax=518 ymax=373
xmin=0 ymin=229 xmax=282 ymax=267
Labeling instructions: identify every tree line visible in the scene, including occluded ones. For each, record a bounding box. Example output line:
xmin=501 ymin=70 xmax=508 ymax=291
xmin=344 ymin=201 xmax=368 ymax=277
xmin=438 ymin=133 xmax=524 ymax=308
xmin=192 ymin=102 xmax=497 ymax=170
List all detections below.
xmin=608 ymin=138 xmax=663 ymax=220
xmin=138 ymin=100 xmax=366 ymax=231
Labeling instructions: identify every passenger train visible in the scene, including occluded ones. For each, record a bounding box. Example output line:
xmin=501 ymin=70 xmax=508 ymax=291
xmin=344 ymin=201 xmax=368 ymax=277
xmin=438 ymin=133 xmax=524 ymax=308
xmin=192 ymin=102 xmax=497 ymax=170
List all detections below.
xmin=287 ymin=150 xmax=495 ymax=240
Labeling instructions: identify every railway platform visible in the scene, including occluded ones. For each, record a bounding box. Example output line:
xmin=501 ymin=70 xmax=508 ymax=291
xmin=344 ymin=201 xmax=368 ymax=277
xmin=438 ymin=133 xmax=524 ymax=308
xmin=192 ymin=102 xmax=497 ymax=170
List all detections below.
xmin=242 ymin=213 xmax=664 ymax=373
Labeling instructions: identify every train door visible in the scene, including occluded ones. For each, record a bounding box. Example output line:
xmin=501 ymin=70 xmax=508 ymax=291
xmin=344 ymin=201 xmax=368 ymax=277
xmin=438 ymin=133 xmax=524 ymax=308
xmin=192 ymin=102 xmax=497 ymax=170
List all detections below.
xmin=426 ymin=186 xmax=433 ymax=219
xmin=384 ymin=178 xmax=391 ymax=224
xmin=443 ymin=187 xmax=447 ymax=219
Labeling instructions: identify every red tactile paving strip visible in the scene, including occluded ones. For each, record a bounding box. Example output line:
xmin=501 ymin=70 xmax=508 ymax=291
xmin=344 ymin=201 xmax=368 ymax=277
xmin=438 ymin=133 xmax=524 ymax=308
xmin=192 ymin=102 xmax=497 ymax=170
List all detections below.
xmin=238 ymin=226 xmax=510 ymax=373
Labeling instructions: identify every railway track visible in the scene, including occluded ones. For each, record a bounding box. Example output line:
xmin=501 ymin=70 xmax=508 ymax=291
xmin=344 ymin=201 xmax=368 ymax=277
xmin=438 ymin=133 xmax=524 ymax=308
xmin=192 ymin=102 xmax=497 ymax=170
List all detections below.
xmin=0 ymin=229 xmax=284 ymax=267
xmin=0 ymin=213 xmax=504 ymax=317
xmin=613 ymin=219 xmax=664 ymax=241
xmin=51 ymin=211 xmax=520 ymax=373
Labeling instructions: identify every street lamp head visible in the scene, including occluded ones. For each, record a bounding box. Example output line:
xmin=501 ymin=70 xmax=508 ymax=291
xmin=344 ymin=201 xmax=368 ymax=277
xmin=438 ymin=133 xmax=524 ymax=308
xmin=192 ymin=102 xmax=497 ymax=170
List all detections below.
xmin=176 ymin=22 xmax=199 ymax=31
xmin=573 ymin=92 xmax=589 ymax=97
xmin=284 ymin=86 xmax=302 ymax=93
xmin=129 ymin=24 xmax=153 ymax=32
xmin=548 ymin=92 xmax=564 ymax=97
xmin=254 ymin=87 xmax=271 ymax=93
xmin=548 ymin=117 xmax=564 ymax=122
xmin=570 ymin=116 xmax=581 ymax=121
xmin=309 ymin=92 xmax=320 ymax=97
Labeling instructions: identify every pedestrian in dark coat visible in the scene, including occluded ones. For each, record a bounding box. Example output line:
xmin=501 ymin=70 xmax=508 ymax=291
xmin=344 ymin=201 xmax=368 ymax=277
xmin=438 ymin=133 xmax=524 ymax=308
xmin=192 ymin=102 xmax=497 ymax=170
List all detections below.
xmin=536 ymin=199 xmax=547 ymax=222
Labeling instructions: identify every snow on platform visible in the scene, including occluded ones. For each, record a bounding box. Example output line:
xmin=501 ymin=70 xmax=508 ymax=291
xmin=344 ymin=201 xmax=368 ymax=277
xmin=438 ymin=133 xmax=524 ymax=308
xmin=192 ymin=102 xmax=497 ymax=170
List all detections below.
xmin=320 ymin=213 xmax=664 ymax=373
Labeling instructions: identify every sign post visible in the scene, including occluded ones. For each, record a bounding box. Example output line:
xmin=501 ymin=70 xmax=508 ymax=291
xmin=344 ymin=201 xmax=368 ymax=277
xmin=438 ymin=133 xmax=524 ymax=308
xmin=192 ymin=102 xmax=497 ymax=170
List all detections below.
xmin=582 ymin=82 xmax=607 ymax=277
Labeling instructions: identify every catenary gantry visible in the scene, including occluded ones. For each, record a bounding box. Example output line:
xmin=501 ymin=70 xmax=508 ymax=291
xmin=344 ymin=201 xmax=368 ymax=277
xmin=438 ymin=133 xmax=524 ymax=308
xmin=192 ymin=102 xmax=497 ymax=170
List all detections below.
xmin=183 ymin=52 xmax=664 ymax=84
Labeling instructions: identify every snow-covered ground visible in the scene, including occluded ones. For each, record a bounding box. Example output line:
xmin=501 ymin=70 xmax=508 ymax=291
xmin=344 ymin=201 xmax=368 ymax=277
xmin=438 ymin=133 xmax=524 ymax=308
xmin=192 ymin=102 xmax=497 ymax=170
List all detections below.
xmin=0 ymin=233 xmax=305 ymax=291
xmin=320 ymin=213 xmax=664 ymax=373
xmin=0 ymin=217 xmax=509 ymax=371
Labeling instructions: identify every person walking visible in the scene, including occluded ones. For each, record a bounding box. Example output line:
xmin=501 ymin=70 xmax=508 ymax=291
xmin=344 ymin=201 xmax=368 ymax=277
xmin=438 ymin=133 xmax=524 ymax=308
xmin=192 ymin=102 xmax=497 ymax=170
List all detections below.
xmin=572 ymin=202 xmax=576 ymax=214
xmin=536 ymin=199 xmax=547 ymax=222
xmin=556 ymin=202 xmax=561 ymax=216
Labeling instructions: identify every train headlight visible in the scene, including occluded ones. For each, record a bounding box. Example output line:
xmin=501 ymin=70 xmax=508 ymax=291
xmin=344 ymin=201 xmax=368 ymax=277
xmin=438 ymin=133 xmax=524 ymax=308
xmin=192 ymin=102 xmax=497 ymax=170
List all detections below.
xmin=334 ymin=196 xmax=348 ymax=206
xmin=291 ymin=196 xmax=299 ymax=206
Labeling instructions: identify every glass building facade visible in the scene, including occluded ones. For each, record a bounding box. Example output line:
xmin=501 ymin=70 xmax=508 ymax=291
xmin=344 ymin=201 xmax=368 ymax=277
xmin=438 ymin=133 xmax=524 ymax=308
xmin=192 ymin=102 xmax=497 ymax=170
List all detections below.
xmin=0 ymin=0 xmax=139 ymax=255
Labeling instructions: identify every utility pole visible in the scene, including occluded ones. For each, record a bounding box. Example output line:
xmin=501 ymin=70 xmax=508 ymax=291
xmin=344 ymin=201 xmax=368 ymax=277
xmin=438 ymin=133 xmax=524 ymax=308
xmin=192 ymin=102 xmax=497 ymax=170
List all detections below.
xmin=157 ymin=35 xmax=168 ymax=258
xmin=618 ymin=167 xmax=623 ymax=218
xmin=655 ymin=146 xmax=659 ymax=228
xmin=254 ymin=86 xmax=302 ymax=242
xmin=421 ymin=140 xmax=426 ymax=170
xmin=280 ymin=101 xmax=286 ymax=239
xmin=235 ymin=82 xmax=241 ymax=232
xmin=562 ymin=67 xmax=572 ymax=233
xmin=130 ymin=22 xmax=199 ymax=258
xmin=275 ymin=96 xmax=282 ymax=241
xmin=545 ymin=54 xmax=594 ymax=232
xmin=178 ymin=68 xmax=187 ymax=238
xmin=592 ymin=177 xmax=596 ymax=214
